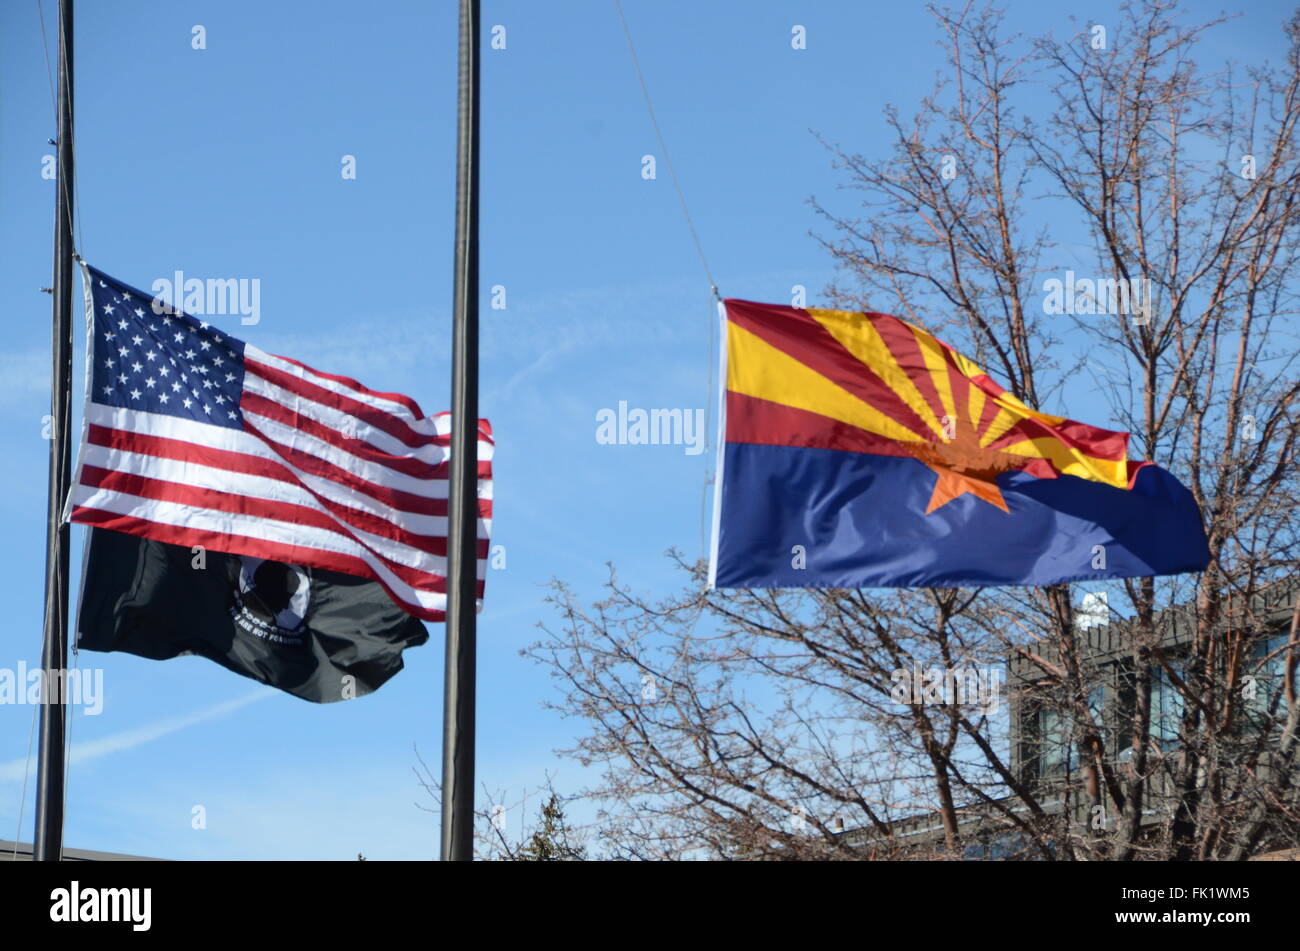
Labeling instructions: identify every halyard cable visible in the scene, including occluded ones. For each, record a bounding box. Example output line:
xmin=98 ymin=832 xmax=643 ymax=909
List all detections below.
xmin=10 ymin=703 xmax=39 ymax=860
xmin=60 ymin=634 xmax=82 ymax=861
xmin=614 ymin=0 xmax=718 ymax=300
xmin=613 ymin=1 xmax=723 ymax=568
xmin=16 ymin=0 xmax=56 ymax=861
xmin=35 ymin=1 xmax=56 ymax=116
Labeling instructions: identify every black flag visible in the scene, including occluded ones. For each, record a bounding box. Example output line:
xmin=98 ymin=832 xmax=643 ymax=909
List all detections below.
xmin=75 ymin=527 xmax=428 ymax=702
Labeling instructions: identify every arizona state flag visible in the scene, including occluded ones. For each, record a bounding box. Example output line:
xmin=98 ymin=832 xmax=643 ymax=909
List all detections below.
xmin=710 ymin=300 xmax=1210 ymax=589
xmin=76 ymin=527 xmax=428 ymax=702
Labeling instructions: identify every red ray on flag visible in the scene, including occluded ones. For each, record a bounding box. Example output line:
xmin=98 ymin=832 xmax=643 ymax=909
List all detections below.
xmin=711 ymin=299 xmax=1209 ymax=590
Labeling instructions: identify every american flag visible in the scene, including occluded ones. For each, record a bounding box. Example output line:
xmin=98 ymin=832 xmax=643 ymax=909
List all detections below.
xmin=68 ymin=265 xmax=493 ymax=621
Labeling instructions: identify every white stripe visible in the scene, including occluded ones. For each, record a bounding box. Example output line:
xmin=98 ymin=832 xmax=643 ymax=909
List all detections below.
xmin=246 ymin=345 xmax=444 ymax=432
xmin=79 ymin=440 xmax=457 ymax=547
xmin=86 ymin=404 xmax=450 ymax=529
xmin=84 ymin=403 xmax=495 ymax=507
xmin=71 ymin=489 xmax=447 ymax=613
xmin=82 ymin=437 xmax=454 ymax=538
xmin=74 ymin=478 xmax=452 ymax=576
xmin=70 ymin=486 xmax=488 ymax=605
xmin=243 ymin=408 xmax=449 ymax=497
xmin=244 ymin=370 xmax=455 ymax=466
xmin=246 ymin=369 xmax=494 ymax=465
xmin=243 ymin=409 xmax=494 ymax=503
xmin=79 ymin=412 xmax=490 ymax=572
xmin=73 ymin=478 xmax=459 ymax=579
xmin=65 ymin=261 xmax=99 ymax=527
xmin=246 ymin=347 xmax=495 ymax=447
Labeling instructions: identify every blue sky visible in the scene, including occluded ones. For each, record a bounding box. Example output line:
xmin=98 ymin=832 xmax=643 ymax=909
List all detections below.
xmin=0 ymin=0 xmax=1293 ymax=859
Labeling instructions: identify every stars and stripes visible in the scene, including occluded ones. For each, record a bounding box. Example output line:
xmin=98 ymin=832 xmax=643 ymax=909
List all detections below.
xmin=69 ymin=265 xmax=492 ymax=620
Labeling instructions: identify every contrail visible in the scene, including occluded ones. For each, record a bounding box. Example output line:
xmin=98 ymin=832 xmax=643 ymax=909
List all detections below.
xmin=0 ymin=688 xmax=274 ymax=783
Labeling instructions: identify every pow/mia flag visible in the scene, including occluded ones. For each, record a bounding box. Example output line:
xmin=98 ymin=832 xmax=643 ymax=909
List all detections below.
xmin=75 ymin=527 xmax=429 ymax=702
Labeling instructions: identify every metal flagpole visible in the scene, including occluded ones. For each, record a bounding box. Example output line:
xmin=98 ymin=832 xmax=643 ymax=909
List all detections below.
xmin=441 ymin=0 xmax=480 ymax=862
xmin=34 ymin=0 xmax=75 ymax=863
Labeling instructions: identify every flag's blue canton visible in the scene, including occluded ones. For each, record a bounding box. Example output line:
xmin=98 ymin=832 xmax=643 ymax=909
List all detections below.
xmin=87 ymin=267 xmax=247 ymax=431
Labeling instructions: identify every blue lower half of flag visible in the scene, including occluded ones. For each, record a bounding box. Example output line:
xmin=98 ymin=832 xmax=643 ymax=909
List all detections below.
xmin=713 ymin=443 xmax=1210 ymax=589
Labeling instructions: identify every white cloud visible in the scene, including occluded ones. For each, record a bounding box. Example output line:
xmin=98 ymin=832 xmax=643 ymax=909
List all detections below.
xmin=0 ymin=688 xmax=274 ymax=784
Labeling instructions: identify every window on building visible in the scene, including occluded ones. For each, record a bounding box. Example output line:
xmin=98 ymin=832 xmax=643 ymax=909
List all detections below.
xmin=1244 ymin=634 xmax=1294 ymax=729
xmin=1038 ymin=706 xmax=1069 ymax=776
xmin=1149 ymin=663 xmax=1185 ymax=750
xmin=1036 ymin=683 xmax=1106 ymax=776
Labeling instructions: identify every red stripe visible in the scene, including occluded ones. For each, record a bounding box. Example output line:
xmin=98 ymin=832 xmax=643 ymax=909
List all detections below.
xmin=984 ymin=415 xmax=1128 ymax=461
xmin=724 ymin=300 xmax=935 ymax=439
xmin=973 ymin=375 xmax=1004 ymax=439
xmin=242 ymin=392 xmax=443 ymax=479
xmin=863 ymin=312 xmax=950 ymax=426
xmin=70 ymin=508 xmax=481 ymax=621
xmin=69 ymin=483 xmax=467 ymax=595
xmin=89 ymin=422 xmax=300 ymax=490
xmin=80 ymin=464 xmax=491 ymax=559
xmin=246 ymin=357 xmax=449 ymax=451
xmin=267 ymin=352 xmax=429 ymax=420
xmin=725 ymin=391 xmax=917 ymax=459
xmin=261 ymin=354 xmax=495 ymax=446
xmin=86 ymin=424 xmax=493 ymax=518
xmin=77 ymin=470 xmax=454 ymax=588
xmin=941 ymin=344 xmax=974 ymax=431
xmin=240 ymin=421 xmax=492 ymax=514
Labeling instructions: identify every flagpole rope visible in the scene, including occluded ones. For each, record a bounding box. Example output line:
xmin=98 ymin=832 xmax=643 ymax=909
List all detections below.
xmin=9 ymin=703 xmax=40 ymax=860
xmin=614 ymin=2 xmax=724 ymax=570
xmin=14 ymin=0 xmax=51 ymax=856
xmin=59 ymin=641 xmax=81 ymax=861
xmin=35 ymin=1 xmax=57 ymax=118
xmin=614 ymin=0 xmax=718 ymax=300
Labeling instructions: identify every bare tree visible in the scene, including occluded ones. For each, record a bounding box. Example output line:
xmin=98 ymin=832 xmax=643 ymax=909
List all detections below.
xmin=526 ymin=557 xmax=1033 ymax=860
xmin=524 ymin=0 xmax=1300 ymax=860
xmin=414 ymin=747 xmax=589 ymax=860
xmin=812 ymin=0 xmax=1300 ymax=860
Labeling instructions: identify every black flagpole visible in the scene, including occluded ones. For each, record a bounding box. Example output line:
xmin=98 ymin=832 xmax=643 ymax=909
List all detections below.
xmin=441 ymin=0 xmax=480 ymax=862
xmin=34 ymin=0 xmax=75 ymax=863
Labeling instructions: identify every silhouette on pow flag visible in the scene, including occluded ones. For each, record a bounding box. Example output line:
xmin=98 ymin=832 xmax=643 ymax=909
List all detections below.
xmin=237 ymin=557 xmax=310 ymax=637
